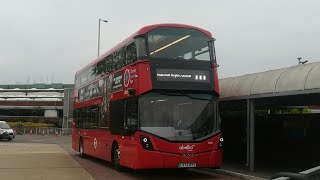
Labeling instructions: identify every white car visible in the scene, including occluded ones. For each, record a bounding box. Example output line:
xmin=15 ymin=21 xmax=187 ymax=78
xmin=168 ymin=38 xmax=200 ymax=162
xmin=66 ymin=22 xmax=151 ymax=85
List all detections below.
xmin=0 ymin=121 xmax=15 ymax=141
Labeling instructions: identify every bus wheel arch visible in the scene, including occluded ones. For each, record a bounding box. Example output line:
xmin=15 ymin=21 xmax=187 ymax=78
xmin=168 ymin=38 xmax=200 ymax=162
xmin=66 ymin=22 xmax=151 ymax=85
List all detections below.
xmin=79 ymin=137 xmax=86 ymax=158
xmin=112 ymin=141 xmax=123 ymax=171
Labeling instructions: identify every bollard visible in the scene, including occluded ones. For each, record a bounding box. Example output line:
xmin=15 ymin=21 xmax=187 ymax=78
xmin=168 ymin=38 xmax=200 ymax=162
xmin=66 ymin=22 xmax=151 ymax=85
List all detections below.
xmin=42 ymin=130 xmax=45 ymax=136
xmin=29 ymin=129 xmax=32 ymax=136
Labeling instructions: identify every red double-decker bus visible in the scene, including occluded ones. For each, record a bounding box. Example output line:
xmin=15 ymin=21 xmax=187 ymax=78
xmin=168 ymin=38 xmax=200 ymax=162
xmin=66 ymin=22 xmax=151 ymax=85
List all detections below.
xmin=72 ymin=23 xmax=222 ymax=170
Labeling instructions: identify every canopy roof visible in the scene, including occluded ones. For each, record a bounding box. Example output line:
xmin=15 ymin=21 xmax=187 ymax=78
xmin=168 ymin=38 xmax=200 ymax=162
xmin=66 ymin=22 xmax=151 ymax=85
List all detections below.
xmin=219 ymin=62 xmax=320 ymax=101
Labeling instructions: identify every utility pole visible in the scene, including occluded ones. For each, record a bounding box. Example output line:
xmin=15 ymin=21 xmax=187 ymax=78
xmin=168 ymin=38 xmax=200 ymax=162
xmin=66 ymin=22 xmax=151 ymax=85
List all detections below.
xmin=297 ymin=57 xmax=302 ymax=65
xmin=98 ymin=19 xmax=108 ymax=57
xmin=298 ymin=57 xmax=308 ymax=65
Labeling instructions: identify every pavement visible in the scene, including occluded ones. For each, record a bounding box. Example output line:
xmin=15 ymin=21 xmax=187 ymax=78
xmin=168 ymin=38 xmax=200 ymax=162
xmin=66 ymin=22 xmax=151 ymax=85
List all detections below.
xmin=0 ymin=141 xmax=94 ymax=180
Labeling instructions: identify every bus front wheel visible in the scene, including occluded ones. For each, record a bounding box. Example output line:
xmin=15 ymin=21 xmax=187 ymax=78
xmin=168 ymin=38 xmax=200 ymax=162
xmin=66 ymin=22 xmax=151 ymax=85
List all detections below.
xmin=112 ymin=143 xmax=123 ymax=171
xmin=79 ymin=138 xmax=86 ymax=158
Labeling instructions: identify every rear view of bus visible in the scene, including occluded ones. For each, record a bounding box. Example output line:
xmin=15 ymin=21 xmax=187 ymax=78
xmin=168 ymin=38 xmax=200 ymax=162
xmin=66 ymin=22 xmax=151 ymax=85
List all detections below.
xmin=72 ymin=24 xmax=222 ymax=170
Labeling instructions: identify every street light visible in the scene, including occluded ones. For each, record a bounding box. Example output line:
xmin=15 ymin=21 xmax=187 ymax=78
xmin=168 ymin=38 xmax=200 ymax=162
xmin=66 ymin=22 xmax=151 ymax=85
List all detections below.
xmin=98 ymin=18 xmax=108 ymax=57
xmin=297 ymin=57 xmax=308 ymax=65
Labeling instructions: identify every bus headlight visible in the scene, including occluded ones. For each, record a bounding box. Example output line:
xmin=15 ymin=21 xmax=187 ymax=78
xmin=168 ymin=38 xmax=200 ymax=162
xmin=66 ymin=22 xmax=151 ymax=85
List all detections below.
xmin=218 ymin=137 xmax=224 ymax=149
xmin=140 ymin=135 xmax=154 ymax=151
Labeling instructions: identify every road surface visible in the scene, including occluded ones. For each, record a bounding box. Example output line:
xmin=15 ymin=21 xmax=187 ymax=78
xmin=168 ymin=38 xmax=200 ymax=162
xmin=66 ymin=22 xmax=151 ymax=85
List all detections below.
xmin=1 ymin=135 xmax=240 ymax=180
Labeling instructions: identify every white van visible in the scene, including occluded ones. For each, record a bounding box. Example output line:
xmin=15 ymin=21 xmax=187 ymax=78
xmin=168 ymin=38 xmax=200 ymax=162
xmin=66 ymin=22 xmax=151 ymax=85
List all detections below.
xmin=0 ymin=121 xmax=15 ymax=141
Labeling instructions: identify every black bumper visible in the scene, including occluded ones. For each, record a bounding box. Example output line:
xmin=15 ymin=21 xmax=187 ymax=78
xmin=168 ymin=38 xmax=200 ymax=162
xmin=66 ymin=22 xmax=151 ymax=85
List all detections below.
xmin=0 ymin=132 xmax=10 ymax=139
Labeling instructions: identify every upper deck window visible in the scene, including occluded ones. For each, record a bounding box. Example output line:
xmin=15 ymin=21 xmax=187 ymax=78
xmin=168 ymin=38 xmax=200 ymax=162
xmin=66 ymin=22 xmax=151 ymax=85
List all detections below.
xmin=147 ymin=27 xmax=213 ymax=61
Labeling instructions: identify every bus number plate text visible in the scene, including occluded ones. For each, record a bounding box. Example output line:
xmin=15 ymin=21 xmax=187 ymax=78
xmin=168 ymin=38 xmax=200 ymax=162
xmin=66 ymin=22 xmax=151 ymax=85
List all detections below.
xmin=178 ymin=162 xmax=196 ymax=168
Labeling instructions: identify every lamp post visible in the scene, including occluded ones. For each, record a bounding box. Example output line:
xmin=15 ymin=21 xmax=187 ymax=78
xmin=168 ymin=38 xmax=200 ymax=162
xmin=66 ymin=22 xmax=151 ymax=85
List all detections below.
xmin=98 ymin=18 xmax=108 ymax=57
xmin=297 ymin=57 xmax=308 ymax=65
xmin=297 ymin=57 xmax=302 ymax=65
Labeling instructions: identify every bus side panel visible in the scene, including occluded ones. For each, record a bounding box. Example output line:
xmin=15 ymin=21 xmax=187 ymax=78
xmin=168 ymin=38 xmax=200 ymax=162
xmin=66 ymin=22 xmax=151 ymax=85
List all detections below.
xmin=72 ymin=122 xmax=80 ymax=152
xmin=137 ymin=62 xmax=152 ymax=94
xmin=95 ymin=130 xmax=114 ymax=161
xmin=104 ymin=135 xmax=114 ymax=161
xmin=80 ymin=130 xmax=91 ymax=155
xmin=117 ymin=137 xmax=139 ymax=169
xmin=79 ymin=129 xmax=114 ymax=161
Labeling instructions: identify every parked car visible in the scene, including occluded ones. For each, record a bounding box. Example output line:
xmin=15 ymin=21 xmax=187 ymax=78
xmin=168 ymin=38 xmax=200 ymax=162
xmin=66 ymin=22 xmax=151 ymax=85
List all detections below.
xmin=0 ymin=121 xmax=15 ymax=141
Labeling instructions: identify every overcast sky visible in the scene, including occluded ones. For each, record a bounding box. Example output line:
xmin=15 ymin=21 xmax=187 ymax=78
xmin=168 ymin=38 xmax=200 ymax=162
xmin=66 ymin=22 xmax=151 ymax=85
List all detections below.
xmin=0 ymin=0 xmax=319 ymax=84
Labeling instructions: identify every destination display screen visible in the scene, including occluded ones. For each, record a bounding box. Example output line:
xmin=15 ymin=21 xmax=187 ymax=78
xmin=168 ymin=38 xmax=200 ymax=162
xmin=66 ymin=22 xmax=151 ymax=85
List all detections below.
xmin=156 ymin=68 xmax=210 ymax=83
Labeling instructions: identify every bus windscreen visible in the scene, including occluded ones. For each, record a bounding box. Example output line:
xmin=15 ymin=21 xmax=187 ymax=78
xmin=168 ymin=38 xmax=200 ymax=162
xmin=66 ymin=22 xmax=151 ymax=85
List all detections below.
xmin=148 ymin=27 xmax=213 ymax=61
xmin=139 ymin=92 xmax=217 ymax=141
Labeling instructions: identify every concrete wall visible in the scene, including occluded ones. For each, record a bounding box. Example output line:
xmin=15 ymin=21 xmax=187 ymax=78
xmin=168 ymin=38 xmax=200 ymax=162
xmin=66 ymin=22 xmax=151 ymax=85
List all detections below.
xmin=62 ymin=88 xmax=74 ymax=131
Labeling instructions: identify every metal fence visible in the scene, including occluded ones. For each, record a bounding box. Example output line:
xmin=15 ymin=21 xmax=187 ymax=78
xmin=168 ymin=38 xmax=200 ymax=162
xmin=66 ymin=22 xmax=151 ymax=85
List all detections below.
xmin=271 ymin=166 xmax=320 ymax=180
xmin=12 ymin=127 xmax=72 ymax=136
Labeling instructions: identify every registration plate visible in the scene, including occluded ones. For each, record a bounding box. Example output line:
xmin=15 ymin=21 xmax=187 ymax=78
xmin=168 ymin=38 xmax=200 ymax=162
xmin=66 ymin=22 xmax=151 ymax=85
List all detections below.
xmin=178 ymin=162 xmax=196 ymax=168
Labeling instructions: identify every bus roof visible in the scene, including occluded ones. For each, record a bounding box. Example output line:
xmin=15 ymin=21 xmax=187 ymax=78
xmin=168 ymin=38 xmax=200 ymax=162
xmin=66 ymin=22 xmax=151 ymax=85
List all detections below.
xmin=75 ymin=23 xmax=213 ymax=76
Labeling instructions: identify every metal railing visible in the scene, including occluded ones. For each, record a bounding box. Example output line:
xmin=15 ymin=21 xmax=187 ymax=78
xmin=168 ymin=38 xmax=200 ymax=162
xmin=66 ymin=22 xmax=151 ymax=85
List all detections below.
xmin=271 ymin=166 xmax=320 ymax=180
xmin=13 ymin=127 xmax=72 ymax=136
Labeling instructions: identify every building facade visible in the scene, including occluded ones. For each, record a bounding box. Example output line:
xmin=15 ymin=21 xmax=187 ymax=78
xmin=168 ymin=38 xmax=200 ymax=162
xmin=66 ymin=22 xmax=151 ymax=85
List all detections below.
xmin=0 ymin=83 xmax=74 ymax=127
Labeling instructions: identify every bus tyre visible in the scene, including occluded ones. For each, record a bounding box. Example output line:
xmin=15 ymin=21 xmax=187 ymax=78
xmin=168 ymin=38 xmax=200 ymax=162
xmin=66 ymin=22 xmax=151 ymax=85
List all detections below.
xmin=112 ymin=143 xmax=123 ymax=172
xmin=79 ymin=139 xmax=86 ymax=158
xmin=8 ymin=138 xmax=12 ymax=141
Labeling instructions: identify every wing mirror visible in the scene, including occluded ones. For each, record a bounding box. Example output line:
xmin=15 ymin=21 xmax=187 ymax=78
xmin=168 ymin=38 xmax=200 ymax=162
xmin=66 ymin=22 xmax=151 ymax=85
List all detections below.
xmin=124 ymin=114 xmax=138 ymax=135
xmin=128 ymin=88 xmax=136 ymax=95
xmin=127 ymin=115 xmax=137 ymax=126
